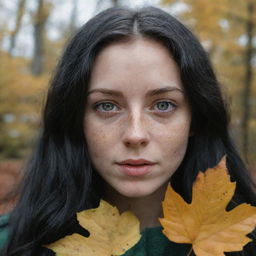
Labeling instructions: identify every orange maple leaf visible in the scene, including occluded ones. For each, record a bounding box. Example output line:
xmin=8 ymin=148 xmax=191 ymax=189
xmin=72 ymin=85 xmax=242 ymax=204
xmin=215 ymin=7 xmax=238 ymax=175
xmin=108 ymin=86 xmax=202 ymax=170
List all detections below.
xmin=159 ymin=156 xmax=256 ymax=256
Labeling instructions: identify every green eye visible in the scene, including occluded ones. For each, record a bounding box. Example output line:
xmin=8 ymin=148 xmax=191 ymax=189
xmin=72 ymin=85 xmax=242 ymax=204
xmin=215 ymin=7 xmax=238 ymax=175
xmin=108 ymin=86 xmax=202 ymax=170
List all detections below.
xmin=102 ymin=103 xmax=115 ymax=111
xmin=96 ymin=102 xmax=119 ymax=112
xmin=155 ymin=101 xmax=175 ymax=112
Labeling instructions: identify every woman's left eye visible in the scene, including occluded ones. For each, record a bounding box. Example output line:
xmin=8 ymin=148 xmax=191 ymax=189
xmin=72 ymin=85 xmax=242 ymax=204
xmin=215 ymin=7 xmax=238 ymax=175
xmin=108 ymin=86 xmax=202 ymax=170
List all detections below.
xmin=153 ymin=101 xmax=176 ymax=112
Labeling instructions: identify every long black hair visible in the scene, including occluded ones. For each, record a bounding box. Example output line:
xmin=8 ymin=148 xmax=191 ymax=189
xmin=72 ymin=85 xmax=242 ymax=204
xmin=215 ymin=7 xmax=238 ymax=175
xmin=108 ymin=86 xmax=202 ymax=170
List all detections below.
xmin=2 ymin=6 xmax=256 ymax=255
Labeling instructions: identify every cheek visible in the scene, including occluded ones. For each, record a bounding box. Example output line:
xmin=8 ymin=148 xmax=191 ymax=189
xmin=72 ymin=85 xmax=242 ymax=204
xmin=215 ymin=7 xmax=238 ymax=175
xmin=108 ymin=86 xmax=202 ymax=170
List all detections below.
xmin=158 ymin=120 xmax=191 ymax=157
xmin=85 ymin=130 xmax=103 ymax=157
xmin=84 ymin=117 xmax=115 ymax=159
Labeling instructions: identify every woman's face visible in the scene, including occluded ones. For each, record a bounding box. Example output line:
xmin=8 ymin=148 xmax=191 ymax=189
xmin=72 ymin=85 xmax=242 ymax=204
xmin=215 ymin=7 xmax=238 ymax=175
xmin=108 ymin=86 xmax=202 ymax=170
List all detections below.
xmin=84 ymin=38 xmax=191 ymax=198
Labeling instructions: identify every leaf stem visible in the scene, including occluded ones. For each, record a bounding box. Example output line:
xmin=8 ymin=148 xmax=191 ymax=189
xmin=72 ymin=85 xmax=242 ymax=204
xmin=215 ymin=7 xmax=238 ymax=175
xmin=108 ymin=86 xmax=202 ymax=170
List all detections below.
xmin=187 ymin=247 xmax=193 ymax=256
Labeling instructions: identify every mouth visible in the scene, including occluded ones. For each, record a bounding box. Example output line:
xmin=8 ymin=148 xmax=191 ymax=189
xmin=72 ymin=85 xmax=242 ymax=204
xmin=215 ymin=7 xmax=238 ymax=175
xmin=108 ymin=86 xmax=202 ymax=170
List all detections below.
xmin=117 ymin=159 xmax=156 ymax=165
xmin=116 ymin=159 xmax=156 ymax=176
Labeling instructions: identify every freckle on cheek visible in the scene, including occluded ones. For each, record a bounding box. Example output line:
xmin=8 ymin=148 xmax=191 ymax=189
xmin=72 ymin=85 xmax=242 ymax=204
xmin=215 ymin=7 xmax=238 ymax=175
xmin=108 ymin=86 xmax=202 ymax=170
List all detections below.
xmin=90 ymin=128 xmax=108 ymax=143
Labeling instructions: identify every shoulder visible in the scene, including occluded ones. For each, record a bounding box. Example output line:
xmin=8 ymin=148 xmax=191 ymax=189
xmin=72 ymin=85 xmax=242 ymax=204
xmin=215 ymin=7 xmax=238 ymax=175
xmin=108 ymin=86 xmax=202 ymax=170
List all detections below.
xmin=0 ymin=213 xmax=10 ymax=250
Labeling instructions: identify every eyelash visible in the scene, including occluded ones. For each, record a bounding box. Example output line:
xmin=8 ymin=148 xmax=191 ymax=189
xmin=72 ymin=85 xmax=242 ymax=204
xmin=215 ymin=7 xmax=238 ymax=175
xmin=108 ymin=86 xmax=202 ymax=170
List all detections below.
xmin=93 ymin=100 xmax=177 ymax=115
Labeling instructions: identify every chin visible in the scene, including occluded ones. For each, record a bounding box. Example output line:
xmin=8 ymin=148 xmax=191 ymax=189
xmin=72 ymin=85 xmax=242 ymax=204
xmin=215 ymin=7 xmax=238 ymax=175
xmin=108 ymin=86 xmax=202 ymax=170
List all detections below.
xmin=116 ymin=186 xmax=156 ymax=198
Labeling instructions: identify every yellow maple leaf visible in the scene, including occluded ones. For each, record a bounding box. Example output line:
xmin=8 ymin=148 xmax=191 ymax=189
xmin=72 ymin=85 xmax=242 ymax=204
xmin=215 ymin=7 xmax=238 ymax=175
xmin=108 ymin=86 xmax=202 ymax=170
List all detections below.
xmin=159 ymin=156 xmax=256 ymax=256
xmin=45 ymin=200 xmax=141 ymax=256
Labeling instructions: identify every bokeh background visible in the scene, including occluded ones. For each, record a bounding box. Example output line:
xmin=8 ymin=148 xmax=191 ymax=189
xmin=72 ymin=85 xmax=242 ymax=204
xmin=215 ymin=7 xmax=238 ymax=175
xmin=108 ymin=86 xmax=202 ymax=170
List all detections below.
xmin=0 ymin=0 xmax=255 ymax=213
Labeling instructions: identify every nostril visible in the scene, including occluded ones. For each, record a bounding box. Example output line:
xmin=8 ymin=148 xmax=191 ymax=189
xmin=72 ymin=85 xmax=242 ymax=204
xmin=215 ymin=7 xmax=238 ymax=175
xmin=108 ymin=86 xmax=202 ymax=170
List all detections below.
xmin=124 ymin=139 xmax=148 ymax=146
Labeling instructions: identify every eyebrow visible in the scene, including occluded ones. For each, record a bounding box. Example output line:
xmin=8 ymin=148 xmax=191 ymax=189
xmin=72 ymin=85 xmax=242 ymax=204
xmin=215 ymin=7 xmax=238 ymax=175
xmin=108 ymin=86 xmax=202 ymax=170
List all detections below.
xmin=87 ymin=86 xmax=184 ymax=97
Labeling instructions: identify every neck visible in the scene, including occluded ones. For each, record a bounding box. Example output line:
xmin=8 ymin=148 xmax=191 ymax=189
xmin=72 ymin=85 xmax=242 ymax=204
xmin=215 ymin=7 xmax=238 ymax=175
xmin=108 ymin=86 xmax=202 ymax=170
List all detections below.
xmin=102 ymin=182 xmax=168 ymax=231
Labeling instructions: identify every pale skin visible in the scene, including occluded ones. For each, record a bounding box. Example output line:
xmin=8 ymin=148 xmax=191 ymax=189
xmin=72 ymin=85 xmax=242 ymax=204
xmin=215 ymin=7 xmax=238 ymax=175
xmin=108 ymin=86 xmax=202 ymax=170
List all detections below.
xmin=84 ymin=37 xmax=192 ymax=231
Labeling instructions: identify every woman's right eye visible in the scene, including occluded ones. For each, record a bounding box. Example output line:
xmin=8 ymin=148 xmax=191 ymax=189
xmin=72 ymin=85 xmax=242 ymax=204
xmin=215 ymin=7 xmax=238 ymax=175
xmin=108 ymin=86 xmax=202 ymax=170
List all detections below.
xmin=94 ymin=102 xmax=120 ymax=112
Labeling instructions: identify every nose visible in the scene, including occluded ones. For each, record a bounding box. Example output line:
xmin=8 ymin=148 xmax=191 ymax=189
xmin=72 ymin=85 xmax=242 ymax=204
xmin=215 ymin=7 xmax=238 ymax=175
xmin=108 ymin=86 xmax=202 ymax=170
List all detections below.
xmin=122 ymin=111 xmax=150 ymax=148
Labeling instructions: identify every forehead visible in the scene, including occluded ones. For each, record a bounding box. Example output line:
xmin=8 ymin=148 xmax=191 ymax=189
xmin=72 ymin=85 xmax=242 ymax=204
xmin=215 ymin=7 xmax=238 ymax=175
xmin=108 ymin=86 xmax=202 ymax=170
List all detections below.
xmin=89 ymin=37 xmax=183 ymax=94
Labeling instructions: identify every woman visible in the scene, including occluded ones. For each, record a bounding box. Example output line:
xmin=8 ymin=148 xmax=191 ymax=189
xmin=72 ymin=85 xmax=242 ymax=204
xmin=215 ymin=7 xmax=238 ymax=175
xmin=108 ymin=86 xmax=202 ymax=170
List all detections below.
xmin=1 ymin=6 xmax=255 ymax=256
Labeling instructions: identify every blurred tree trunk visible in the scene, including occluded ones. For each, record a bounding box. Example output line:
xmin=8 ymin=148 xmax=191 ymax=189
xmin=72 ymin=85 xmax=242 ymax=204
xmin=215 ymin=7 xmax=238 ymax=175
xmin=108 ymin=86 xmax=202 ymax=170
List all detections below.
xmin=241 ymin=0 xmax=254 ymax=161
xmin=95 ymin=0 xmax=121 ymax=14
xmin=69 ymin=0 xmax=78 ymax=36
xmin=31 ymin=0 xmax=51 ymax=76
xmin=9 ymin=0 xmax=26 ymax=57
xmin=111 ymin=0 xmax=120 ymax=6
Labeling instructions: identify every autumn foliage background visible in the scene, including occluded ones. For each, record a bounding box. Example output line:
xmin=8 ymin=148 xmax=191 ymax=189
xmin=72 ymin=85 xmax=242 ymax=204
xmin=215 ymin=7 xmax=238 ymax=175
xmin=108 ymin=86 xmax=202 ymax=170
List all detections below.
xmin=0 ymin=0 xmax=255 ymax=214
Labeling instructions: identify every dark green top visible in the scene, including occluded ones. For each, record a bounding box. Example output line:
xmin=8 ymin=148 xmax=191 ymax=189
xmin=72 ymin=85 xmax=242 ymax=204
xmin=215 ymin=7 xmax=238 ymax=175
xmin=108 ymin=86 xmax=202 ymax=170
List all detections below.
xmin=122 ymin=226 xmax=191 ymax=256
xmin=0 ymin=213 xmax=9 ymax=251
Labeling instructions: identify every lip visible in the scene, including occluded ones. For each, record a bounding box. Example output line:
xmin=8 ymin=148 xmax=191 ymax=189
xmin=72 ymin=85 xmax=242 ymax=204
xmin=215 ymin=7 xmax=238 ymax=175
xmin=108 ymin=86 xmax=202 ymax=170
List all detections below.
xmin=117 ymin=159 xmax=156 ymax=165
xmin=116 ymin=159 xmax=156 ymax=177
